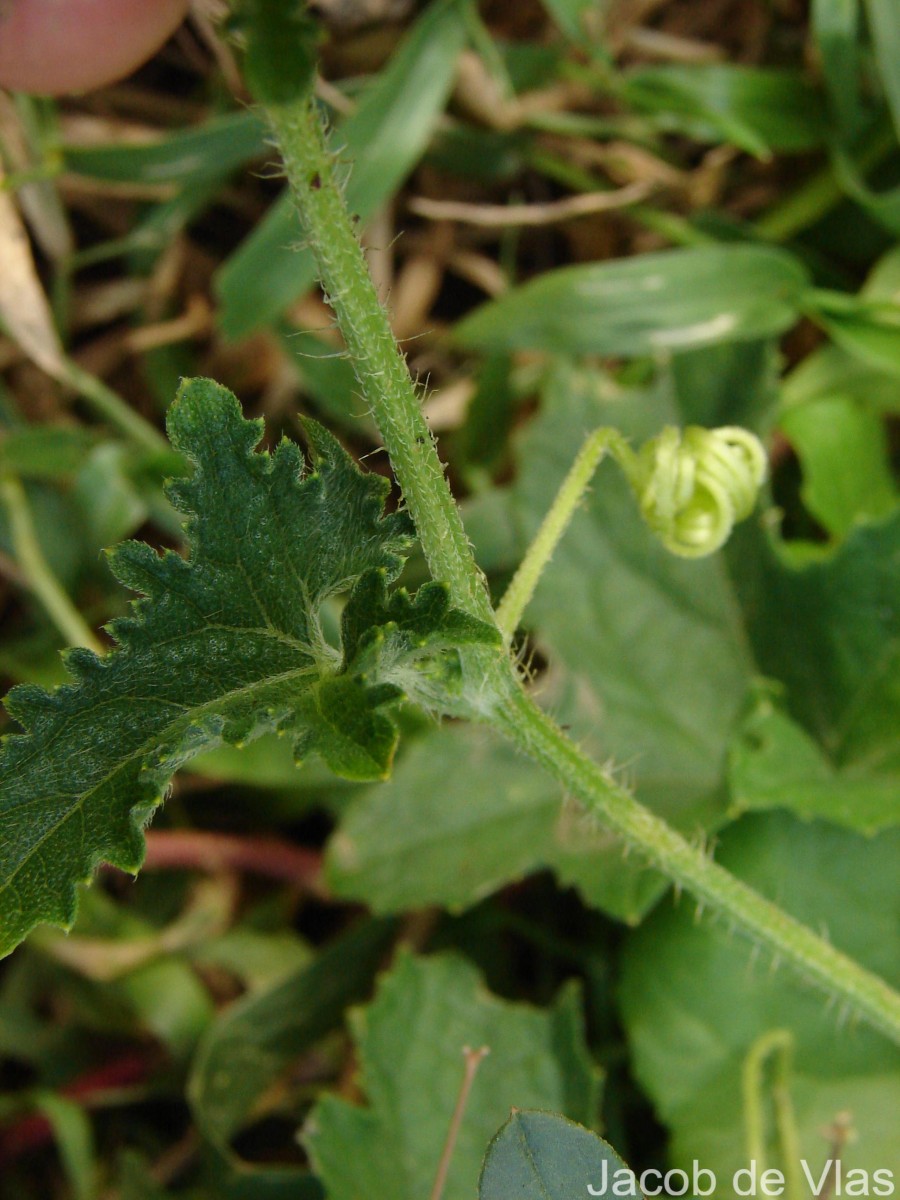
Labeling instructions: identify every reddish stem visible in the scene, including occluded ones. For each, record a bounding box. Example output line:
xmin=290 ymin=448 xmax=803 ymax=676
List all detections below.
xmin=138 ymin=830 xmax=327 ymax=895
xmin=0 ymin=1052 xmax=151 ymax=1163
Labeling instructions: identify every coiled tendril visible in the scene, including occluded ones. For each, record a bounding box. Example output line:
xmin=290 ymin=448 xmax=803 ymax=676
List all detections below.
xmin=628 ymin=425 xmax=768 ymax=558
xmin=496 ymin=422 xmax=767 ymax=642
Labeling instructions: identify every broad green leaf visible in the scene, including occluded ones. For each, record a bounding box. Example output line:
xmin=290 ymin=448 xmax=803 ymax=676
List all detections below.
xmin=63 ymin=112 xmax=268 ymax=185
xmin=303 ymin=952 xmax=600 ymax=1200
xmin=729 ymin=688 xmax=900 ymax=833
xmin=216 ymin=0 xmax=468 ymax=339
xmin=816 ymin=309 xmax=900 ymax=379
xmin=189 ymin=919 xmax=395 ymax=1167
xmin=619 ymin=813 xmax=900 ymax=1185
xmin=729 ymin=510 xmax=900 ymax=778
xmin=454 ymin=246 xmax=809 ymax=358
xmin=778 ymin=395 xmax=897 ymax=536
xmin=622 ymin=66 xmax=826 ymax=155
xmin=327 ymin=726 xmax=558 ymax=912
xmin=0 ymin=378 xmax=497 ymax=957
xmin=480 ymin=1110 xmax=637 ymax=1200
xmin=669 ymin=339 xmax=779 ymax=429
xmin=782 ymin=342 xmax=900 ymax=415
xmin=817 ymin=244 xmax=900 ymax=376
xmin=327 ymin=723 xmax=662 ymax=924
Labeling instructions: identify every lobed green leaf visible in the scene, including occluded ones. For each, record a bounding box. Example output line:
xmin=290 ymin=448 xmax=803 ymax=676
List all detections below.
xmin=304 ymin=952 xmax=600 ymax=1200
xmin=0 ymin=378 xmax=496 ymax=957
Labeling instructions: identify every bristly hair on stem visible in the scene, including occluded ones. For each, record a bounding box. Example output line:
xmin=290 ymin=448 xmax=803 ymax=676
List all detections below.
xmin=263 ymin=91 xmax=900 ymax=1046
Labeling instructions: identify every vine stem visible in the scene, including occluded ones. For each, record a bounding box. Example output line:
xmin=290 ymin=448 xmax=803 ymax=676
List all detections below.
xmin=265 ymin=96 xmax=900 ymax=1046
xmin=495 ymin=689 xmax=900 ymax=1045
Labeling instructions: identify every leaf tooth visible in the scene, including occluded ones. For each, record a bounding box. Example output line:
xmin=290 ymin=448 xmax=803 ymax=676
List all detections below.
xmin=98 ymin=780 xmax=156 ymax=872
xmin=163 ymin=477 xmax=195 ymax=519
xmin=104 ymin=614 xmax=145 ymax=652
xmin=107 ymin=540 xmax=188 ymax=598
xmin=167 ymin=377 xmax=264 ymax=465
xmin=292 ymin=727 xmax=314 ymax=766
xmin=143 ymin=716 xmax=225 ymax=778
xmin=272 ymin=436 xmax=306 ymax=484
xmin=222 ymin=713 xmax=258 ymax=747
xmin=3 ymin=683 xmax=59 ymax=732
xmin=61 ymin=645 xmax=106 ymax=683
xmin=299 ymin=416 xmax=345 ymax=469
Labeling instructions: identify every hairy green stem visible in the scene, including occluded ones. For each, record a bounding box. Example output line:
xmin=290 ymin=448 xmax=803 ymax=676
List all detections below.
xmin=267 ymin=95 xmax=900 ymax=1045
xmin=496 ymin=689 xmax=900 ymax=1045
xmin=0 ymin=475 xmax=102 ymax=653
xmin=267 ymin=99 xmax=493 ymax=626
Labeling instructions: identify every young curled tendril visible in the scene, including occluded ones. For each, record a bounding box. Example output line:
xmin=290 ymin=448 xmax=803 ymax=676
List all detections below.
xmin=632 ymin=425 xmax=768 ymax=559
xmin=496 ymin=423 xmax=767 ymax=643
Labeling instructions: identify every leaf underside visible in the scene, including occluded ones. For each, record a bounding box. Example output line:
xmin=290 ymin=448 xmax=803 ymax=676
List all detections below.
xmin=0 ymin=378 xmax=497 ymax=957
